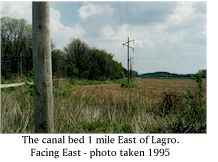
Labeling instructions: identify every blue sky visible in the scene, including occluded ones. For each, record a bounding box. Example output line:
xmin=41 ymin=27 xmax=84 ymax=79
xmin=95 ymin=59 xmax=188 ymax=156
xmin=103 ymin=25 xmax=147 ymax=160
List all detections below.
xmin=0 ymin=1 xmax=206 ymax=74
xmin=51 ymin=2 xmax=82 ymax=26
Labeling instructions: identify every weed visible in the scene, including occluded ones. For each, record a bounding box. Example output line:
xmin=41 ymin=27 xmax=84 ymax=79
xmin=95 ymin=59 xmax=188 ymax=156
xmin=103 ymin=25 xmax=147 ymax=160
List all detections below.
xmin=157 ymin=91 xmax=187 ymax=117
xmin=120 ymin=80 xmax=137 ymax=88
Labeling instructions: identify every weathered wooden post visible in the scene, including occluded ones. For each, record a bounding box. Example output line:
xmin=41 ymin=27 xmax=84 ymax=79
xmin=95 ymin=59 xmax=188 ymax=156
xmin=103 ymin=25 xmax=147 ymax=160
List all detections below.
xmin=32 ymin=2 xmax=54 ymax=133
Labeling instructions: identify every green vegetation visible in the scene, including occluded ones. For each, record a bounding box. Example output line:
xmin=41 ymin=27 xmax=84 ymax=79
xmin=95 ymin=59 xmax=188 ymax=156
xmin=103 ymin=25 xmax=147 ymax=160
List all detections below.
xmin=1 ymin=77 xmax=206 ymax=133
xmin=1 ymin=17 xmax=126 ymax=82
xmin=1 ymin=17 xmax=32 ymax=80
xmin=120 ymin=80 xmax=137 ymax=89
xmin=55 ymin=40 xmax=125 ymax=80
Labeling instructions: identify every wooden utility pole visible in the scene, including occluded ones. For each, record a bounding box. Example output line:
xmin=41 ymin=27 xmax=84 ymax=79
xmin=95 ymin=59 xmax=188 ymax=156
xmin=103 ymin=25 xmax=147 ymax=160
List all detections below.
xmin=130 ymin=57 xmax=133 ymax=79
xmin=123 ymin=37 xmax=134 ymax=84
xmin=32 ymin=2 xmax=54 ymax=133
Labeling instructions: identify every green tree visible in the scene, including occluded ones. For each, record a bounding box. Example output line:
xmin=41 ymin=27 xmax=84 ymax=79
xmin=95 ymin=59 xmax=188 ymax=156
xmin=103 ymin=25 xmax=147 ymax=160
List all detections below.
xmin=87 ymin=48 xmax=124 ymax=80
xmin=111 ymin=61 xmax=125 ymax=79
xmin=64 ymin=63 xmax=78 ymax=78
xmin=62 ymin=38 xmax=126 ymax=80
xmin=87 ymin=48 xmax=108 ymax=80
xmin=197 ymin=69 xmax=206 ymax=78
xmin=1 ymin=17 xmax=32 ymax=79
xmin=64 ymin=38 xmax=89 ymax=79
xmin=186 ymin=70 xmax=206 ymax=109
xmin=130 ymin=70 xmax=139 ymax=78
xmin=52 ymin=49 xmax=65 ymax=78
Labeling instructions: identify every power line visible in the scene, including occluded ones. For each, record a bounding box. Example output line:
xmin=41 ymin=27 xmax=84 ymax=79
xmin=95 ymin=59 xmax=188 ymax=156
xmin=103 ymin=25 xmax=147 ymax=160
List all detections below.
xmin=118 ymin=2 xmax=122 ymax=25
xmin=126 ymin=2 xmax=131 ymax=37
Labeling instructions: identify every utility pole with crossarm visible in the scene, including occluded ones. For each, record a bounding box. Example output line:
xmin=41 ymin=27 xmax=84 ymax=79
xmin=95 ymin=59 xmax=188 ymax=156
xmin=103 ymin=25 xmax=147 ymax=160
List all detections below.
xmin=123 ymin=37 xmax=134 ymax=84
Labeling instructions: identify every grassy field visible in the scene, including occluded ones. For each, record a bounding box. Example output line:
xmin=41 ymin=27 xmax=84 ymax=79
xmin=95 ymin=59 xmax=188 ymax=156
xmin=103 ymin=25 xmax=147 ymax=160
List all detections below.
xmin=1 ymin=78 xmax=206 ymax=133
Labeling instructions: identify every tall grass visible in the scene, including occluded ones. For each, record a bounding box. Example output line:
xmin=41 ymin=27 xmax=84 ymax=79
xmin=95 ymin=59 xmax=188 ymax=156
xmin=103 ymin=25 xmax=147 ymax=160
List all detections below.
xmin=1 ymin=78 xmax=206 ymax=133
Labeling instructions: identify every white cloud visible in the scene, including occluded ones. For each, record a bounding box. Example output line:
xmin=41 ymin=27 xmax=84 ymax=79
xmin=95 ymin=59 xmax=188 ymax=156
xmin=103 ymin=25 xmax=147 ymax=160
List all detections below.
xmin=0 ymin=1 xmax=32 ymax=22
xmin=169 ymin=2 xmax=195 ymax=24
xmin=78 ymin=3 xmax=114 ymax=19
xmin=101 ymin=25 xmax=115 ymax=38
xmin=50 ymin=8 xmax=85 ymax=49
xmin=87 ymin=13 xmax=205 ymax=73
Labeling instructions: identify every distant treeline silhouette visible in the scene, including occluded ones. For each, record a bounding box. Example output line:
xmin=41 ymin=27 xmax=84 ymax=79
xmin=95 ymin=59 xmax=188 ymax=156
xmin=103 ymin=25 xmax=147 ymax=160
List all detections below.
xmin=140 ymin=70 xmax=206 ymax=79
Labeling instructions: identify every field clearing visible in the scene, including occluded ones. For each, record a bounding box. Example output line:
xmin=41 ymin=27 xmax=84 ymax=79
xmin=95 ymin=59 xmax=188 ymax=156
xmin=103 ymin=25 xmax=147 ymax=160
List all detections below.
xmin=1 ymin=78 xmax=206 ymax=133
xmin=72 ymin=79 xmax=201 ymax=104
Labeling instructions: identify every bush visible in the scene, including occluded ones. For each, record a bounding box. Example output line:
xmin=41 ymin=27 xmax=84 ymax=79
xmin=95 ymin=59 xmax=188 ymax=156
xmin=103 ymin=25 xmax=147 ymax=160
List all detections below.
xmin=157 ymin=91 xmax=187 ymax=117
xmin=120 ymin=80 xmax=137 ymax=88
xmin=168 ymin=107 xmax=206 ymax=133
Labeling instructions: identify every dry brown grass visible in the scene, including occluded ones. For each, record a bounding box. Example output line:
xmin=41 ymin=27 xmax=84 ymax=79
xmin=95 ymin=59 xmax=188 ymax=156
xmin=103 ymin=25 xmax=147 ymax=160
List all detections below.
xmin=71 ymin=78 xmax=200 ymax=105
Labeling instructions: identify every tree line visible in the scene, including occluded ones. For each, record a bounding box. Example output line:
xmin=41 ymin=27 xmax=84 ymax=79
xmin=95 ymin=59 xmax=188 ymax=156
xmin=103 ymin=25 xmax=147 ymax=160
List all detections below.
xmin=140 ymin=70 xmax=206 ymax=79
xmin=1 ymin=17 xmax=126 ymax=81
xmin=53 ymin=39 xmax=125 ymax=80
xmin=1 ymin=17 xmax=32 ymax=79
